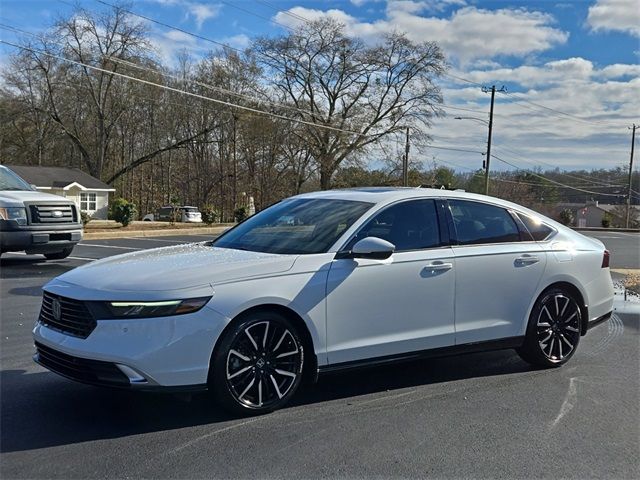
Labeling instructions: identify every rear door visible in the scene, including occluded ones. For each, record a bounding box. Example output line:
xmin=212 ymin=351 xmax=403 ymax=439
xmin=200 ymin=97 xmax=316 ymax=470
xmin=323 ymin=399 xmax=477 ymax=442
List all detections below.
xmin=446 ymin=199 xmax=547 ymax=344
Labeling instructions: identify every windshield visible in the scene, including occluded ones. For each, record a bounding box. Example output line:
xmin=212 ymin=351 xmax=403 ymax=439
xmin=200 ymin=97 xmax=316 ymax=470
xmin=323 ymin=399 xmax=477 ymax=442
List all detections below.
xmin=213 ymin=198 xmax=373 ymax=254
xmin=0 ymin=166 xmax=34 ymax=191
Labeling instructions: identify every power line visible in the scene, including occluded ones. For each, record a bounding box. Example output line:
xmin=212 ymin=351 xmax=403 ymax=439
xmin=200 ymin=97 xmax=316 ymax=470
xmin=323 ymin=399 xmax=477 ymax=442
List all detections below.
xmin=441 ymin=104 xmax=488 ymax=115
xmin=0 ymin=22 xmax=340 ymax=123
xmin=0 ymin=23 xmax=319 ymax=119
xmin=490 ymin=153 xmax=625 ymax=197
xmin=254 ymin=1 xmax=312 ymax=24
xmin=491 ymin=143 xmax=627 ymax=188
xmin=428 ymin=145 xmax=484 ymax=155
xmin=441 ymin=72 xmax=484 ymax=87
xmin=219 ymin=1 xmax=295 ymax=31
xmin=500 ymin=90 xmax=627 ymax=128
xmin=0 ymin=39 xmax=370 ymax=137
xmin=89 ymin=0 xmax=246 ymax=55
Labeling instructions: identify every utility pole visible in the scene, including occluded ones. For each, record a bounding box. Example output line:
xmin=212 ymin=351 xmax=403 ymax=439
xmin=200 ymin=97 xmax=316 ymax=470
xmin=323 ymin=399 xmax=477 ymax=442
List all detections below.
xmin=403 ymin=126 xmax=410 ymax=187
xmin=481 ymin=85 xmax=505 ymax=195
xmin=626 ymin=123 xmax=637 ymax=228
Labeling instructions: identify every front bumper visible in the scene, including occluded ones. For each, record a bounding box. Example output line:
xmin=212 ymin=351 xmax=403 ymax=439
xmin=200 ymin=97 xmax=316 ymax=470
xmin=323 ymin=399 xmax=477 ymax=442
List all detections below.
xmin=33 ymin=304 xmax=230 ymax=389
xmin=1 ymin=221 xmax=82 ymax=253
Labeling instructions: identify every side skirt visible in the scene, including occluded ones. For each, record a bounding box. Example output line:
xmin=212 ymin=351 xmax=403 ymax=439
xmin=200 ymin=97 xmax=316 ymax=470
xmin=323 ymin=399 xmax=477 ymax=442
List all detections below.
xmin=318 ymin=336 xmax=525 ymax=375
xmin=586 ymin=311 xmax=612 ymax=332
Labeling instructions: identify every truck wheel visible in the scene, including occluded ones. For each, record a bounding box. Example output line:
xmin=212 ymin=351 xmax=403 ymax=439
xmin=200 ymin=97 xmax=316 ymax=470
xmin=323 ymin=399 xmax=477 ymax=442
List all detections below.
xmin=44 ymin=247 xmax=74 ymax=260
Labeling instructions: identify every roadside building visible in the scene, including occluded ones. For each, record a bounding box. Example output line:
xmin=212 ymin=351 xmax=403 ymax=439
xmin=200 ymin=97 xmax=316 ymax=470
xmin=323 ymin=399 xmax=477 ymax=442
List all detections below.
xmin=555 ymin=201 xmax=626 ymax=228
xmin=6 ymin=165 xmax=115 ymax=219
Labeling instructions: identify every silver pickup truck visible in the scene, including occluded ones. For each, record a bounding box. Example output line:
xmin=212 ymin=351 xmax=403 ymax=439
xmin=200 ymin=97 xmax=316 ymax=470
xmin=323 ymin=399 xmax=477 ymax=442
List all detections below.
xmin=0 ymin=165 xmax=82 ymax=260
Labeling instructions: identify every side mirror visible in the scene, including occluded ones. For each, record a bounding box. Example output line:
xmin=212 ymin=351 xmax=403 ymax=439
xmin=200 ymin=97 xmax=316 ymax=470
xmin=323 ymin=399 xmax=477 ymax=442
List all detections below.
xmin=337 ymin=236 xmax=395 ymax=260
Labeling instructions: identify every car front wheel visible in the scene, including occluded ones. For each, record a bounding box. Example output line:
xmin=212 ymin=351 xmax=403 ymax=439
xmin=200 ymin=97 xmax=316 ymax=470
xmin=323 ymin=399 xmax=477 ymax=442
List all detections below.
xmin=210 ymin=311 xmax=305 ymax=415
xmin=518 ymin=288 xmax=582 ymax=367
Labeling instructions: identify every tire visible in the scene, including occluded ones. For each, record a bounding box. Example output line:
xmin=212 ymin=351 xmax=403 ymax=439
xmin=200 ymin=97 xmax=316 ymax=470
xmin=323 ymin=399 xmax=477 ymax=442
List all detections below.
xmin=43 ymin=247 xmax=74 ymax=260
xmin=517 ymin=287 xmax=582 ymax=368
xmin=210 ymin=311 xmax=305 ymax=415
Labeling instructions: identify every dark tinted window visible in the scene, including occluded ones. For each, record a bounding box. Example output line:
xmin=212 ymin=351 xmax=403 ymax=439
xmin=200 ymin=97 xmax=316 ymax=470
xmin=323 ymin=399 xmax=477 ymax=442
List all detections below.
xmin=517 ymin=213 xmax=554 ymax=241
xmin=213 ymin=198 xmax=372 ymax=254
xmin=347 ymin=199 xmax=441 ymax=251
xmin=449 ymin=200 xmax=520 ymax=245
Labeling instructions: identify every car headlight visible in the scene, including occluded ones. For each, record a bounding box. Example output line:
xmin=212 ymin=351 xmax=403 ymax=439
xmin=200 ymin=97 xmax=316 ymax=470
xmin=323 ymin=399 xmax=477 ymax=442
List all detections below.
xmin=92 ymin=297 xmax=212 ymax=319
xmin=0 ymin=207 xmax=27 ymax=225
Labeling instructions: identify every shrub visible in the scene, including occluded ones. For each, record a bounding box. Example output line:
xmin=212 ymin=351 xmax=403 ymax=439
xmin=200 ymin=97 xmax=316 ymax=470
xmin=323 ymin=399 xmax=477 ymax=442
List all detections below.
xmin=80 ymin=211 xmax=92 ymax=226
xmin=201 ymin=205 xmax=219 ymax=225
xmin=109 ymin=198 xmax=137 ymax=227
xmin=559 ymin=208 xmax=574 ymax=226
xmin=234 ymin=206 xmax=248 ymax=223
xmin=601 ymin=212 xmax=612 ymax=228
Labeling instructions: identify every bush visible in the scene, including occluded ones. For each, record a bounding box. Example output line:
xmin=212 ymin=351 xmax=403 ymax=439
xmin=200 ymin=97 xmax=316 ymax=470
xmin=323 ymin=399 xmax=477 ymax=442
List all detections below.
xmin=80 ymin=211 xmax=92 ymax=226
xmin=201 ymin=205 xmax=219 ymax=225
xmin=601 ymin=213 xmax=612 ymax=228
xmin=109 ymin=198 xmax=137 ymax=227
xmin=559 ymin=208 xmax=574 ymax=226
xmin=234 ymin=206 xmax=248 ymax=223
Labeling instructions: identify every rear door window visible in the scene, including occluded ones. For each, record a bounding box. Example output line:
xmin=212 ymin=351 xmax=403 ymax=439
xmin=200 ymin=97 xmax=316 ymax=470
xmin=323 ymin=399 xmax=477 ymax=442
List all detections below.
xmin=449 ymin=200 xmax=520 ymax=245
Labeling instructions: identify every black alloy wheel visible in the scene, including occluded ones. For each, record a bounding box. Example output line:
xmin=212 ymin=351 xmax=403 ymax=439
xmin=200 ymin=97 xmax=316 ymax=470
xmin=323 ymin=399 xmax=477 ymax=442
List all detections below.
xmin=518 ymin=288 xmax=582 ymax=367
xmin=212 ymin=312 xmax=304 ymax=414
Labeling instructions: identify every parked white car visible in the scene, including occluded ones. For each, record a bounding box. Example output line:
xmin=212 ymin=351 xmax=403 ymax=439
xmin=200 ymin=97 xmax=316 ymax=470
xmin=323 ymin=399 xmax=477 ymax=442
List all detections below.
xmin=33 ymin=188 xmax=614 ymax=414
xmin=143 ymin=206 xmax=202 ymax=223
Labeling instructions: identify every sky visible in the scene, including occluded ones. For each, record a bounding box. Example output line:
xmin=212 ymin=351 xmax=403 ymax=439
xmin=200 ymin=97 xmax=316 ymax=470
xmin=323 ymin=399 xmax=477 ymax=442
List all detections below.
xmin=0 ymin=0 xmax=638 ymax=175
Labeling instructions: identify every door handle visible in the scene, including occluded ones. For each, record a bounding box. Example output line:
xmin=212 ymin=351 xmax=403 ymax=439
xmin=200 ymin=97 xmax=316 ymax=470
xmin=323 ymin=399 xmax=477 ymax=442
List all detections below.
xmin=425 ymin=262 xmax=453 ymax=271
xmin=515 ymin=255 xmax=540 ymax=266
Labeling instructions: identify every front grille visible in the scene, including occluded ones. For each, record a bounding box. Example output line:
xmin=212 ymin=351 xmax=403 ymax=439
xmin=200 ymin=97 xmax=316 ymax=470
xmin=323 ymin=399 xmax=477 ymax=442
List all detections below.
xmin=34 ymin=342 xmax=129 ymax=387
xmin=29 ymin=204 xmax=77 ymax=224
xmin=39 ymin=292 xmax=97 ymax=338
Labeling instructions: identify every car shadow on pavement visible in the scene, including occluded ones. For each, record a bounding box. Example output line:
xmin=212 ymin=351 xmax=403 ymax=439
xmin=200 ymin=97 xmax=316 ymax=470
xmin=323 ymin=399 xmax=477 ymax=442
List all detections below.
xmin=0 ymin=256 xmax=76 ymax=280
xmin=0 ymin=348 xmax=535 ymax=454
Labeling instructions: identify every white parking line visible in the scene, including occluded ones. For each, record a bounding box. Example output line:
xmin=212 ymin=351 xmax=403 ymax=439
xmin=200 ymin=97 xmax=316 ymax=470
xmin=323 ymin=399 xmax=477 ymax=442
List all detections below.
xmin=121 ymin=237 xmax=190 ymax=243
xmin=77 ymin=243 xmax=142 ymax=250
xmin=1 ymin=252 xmax=95 ymax=261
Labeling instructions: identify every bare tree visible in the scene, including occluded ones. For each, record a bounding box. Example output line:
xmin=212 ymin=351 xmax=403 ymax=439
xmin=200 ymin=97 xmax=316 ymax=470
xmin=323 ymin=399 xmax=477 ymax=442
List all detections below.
xmin=254 ymin=18 xmax=446 ymax=189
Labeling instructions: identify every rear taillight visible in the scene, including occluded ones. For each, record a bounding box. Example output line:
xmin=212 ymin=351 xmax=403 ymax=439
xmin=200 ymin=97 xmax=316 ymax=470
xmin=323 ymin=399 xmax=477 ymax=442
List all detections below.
xmin=602 ymin=250 xmax=610 ymax=268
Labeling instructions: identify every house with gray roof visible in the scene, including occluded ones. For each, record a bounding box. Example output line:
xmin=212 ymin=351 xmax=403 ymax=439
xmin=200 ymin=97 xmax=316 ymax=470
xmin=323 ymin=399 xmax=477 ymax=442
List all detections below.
xmin=5 ymin=165 xmax=115 ymax=219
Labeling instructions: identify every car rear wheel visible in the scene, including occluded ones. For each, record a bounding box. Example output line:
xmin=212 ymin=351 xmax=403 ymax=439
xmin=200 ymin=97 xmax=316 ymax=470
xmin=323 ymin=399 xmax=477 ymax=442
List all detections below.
xmin=43 ymin=247 xmax=73 ymax=260
xmin=210 ymin=311 xmax=305 ymax=415
xmin=517 ymin=287 xmax=582 ymax=367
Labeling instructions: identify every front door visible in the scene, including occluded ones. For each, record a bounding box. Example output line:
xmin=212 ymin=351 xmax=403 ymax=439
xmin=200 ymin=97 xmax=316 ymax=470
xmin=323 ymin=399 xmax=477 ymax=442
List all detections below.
xmin=325 ymin=199 xmax=456 ymax=365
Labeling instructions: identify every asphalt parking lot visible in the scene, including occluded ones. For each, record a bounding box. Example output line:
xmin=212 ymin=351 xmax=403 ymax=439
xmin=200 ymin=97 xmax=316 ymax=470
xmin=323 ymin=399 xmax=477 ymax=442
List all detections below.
xmin=1 ymin=232 xmax=638 ymax=479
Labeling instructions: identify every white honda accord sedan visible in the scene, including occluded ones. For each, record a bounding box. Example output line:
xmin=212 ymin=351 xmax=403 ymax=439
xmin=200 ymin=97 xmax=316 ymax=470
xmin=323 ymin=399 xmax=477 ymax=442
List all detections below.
xmin=33 ymin=188 xmax=614 ymax=414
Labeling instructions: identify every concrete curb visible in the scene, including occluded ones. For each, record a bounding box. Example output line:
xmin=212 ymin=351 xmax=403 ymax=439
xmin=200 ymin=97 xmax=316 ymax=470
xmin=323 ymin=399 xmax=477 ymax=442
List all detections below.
xmin=83 ymin=226 xmax=232 ymax=240
xmin=573 ymin=227 xmax=640 ymax=233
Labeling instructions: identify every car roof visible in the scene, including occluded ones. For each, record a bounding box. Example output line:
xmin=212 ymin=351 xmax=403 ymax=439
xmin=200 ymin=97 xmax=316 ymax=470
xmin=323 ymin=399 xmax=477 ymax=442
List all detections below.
xmin=292 ymin=187 xmax=567 ymax=229
xmin=292 ymin=187 xmax=513 ymax=205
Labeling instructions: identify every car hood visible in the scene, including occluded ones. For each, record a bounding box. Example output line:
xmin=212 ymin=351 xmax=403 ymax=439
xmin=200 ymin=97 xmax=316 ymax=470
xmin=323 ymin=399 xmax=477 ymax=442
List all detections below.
xmin=0 ymin=190 xmax=74 ymax=206
xmin=51 ymin=243 xmax=298 ymax=294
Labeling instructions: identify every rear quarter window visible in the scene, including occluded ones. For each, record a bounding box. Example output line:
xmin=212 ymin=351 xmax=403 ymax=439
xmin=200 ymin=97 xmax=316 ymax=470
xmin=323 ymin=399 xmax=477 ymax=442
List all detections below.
xmin=517 ymin=213 xmax=555 ymax=241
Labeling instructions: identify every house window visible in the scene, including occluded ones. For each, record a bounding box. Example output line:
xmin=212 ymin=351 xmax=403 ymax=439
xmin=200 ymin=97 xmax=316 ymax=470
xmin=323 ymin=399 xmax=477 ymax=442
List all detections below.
xmin=80 ymin=192 xmax=97 ymax=211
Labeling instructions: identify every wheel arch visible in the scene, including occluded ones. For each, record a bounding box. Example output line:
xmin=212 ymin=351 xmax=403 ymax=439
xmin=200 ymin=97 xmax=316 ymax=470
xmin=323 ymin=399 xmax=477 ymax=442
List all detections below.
xmin=208 ymin=303 xmax=319 ymax=385
xmin=535 ymin=281 xmax=589 ymax=335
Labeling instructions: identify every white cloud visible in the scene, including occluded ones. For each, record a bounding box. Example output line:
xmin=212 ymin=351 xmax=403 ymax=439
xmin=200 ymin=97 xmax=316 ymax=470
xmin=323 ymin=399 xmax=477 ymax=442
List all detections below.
xmin=186 ymin=2 xmax=221 ymax=29
xmin=220 ymin=34 xmax=251 ymax=50
xmin=587 ymin=0 xmax=640 ymax=37
xmin=600 ymin=63 xmax=640 ymax=78
xmin=274 ymin=6 xmax=568 ymax=63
